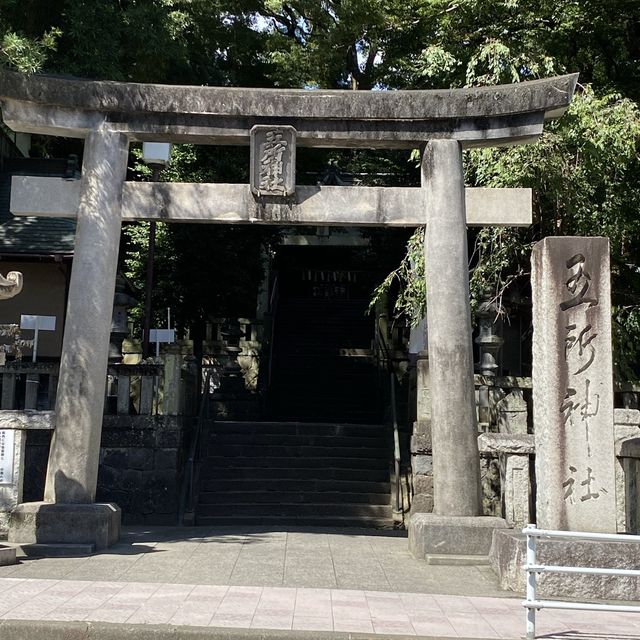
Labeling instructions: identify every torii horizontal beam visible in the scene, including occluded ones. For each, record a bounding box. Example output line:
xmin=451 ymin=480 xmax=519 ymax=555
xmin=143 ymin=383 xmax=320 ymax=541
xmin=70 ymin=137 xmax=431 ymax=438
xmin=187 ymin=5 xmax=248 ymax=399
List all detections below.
xmin=11 ymin=176 xmax=532 ymax=227
xmin=0 ymin=69 xmax=578 ymax=148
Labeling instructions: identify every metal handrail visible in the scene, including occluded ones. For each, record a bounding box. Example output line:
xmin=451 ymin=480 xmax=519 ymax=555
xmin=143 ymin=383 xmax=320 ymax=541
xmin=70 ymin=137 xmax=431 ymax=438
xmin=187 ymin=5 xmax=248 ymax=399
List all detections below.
xmin=180 ymin=369 xmax=214 ymax=526
xmin=390 ymin=372 xmax=402 ymax=515
xmin=374 ymin=320 xmax=393 ymax=370
xmin=266 ymin=274 xmax=279 ymax=389
xmin=523 ymin=523 xmax=640 ymax=639
xmin=375 ymin=322 xmax=403 ymax=518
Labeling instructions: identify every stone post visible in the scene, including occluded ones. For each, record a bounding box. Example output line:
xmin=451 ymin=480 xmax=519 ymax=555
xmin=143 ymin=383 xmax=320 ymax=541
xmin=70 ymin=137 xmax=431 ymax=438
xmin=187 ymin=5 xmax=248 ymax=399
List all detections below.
xmin=9 ymin=127 xmax=127 ymax=551
xmin=422 ymin=139 xmax=481 ymax=516
xmin=532 ymin=237 xmax=617 ymax=533
xmin=162 ymin=347 xmax=183 ymax=416
xmin=409 ymin=141 xmax=507 ymax=559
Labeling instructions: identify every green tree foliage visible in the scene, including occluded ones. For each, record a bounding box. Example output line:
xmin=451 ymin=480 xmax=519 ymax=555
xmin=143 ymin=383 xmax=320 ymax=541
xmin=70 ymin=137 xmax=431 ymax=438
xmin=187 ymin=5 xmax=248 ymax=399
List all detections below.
xmin=1 ymin=0 xmax=639 ymax=374
xmin=0 ymin=0 xmax=269 ymax=84
xmin=467 ymin=88 xmax=640 ymax=378
xmin=124 ymin=144 xmax=279 ymax=336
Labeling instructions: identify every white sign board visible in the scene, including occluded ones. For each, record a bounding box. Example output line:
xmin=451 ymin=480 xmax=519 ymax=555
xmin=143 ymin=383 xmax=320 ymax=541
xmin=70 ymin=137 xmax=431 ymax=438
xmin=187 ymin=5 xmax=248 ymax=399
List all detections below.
xmin=0 ymin=429 xmax=15 ymax=485
xmin=149 ymin=328 xmax=176 ymax=357
xmin=20 ymin=315 xmax=56 ymax=331
xmin=149 ymin=329 xmax=176 ymax=343
xmin=20 ymin=314 xmax=57 ymax=362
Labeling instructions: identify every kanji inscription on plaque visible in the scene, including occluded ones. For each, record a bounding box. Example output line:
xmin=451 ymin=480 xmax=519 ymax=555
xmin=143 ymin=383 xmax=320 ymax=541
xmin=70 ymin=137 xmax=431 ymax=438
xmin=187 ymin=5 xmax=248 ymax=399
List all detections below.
xmin=250 ymin=125 xmax=296 ymax=197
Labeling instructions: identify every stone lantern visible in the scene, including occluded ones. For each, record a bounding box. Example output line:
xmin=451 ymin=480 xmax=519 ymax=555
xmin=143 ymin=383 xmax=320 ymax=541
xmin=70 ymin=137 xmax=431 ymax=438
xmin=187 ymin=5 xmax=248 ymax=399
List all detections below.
xmin=109 ymin=276 xmax=136 ymax=363
xmin=475 ymin=289 xmax=504 ymax=430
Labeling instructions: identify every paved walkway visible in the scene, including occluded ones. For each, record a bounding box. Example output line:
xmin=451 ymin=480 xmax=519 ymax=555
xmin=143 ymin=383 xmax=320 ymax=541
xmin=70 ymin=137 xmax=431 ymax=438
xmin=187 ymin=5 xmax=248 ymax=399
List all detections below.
xmin=0 ymin=526 xmax=638 ymax=639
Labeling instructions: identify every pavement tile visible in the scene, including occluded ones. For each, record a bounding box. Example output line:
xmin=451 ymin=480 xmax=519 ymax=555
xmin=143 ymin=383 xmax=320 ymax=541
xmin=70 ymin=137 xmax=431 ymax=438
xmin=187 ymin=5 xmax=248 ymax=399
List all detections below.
xmin=2 ymin=528 xmax=639 ymax=638
xmin=294 ymin=588 xmax=333 ymax=616
xmin=209 ymin=613 xmax=254 ymax=628
xmin=216 ymin=586 xmax=262 ymax=615
xmin=42 ymin=580 xmax=92 ymax=597
xmin=480 ymin=612 xmax=525 ymax=638
xmin=256 ymin=587 xmax=297 ymax=614
xmin=42 ymin=608 xmax=91 ymax=622
xmin=251 ymin=613 xmax=294 ymax=629
xmin=469 ymin=595 xmax=520 ymax=611
xmin=433 ymin=594 xmax=481 ymax=613
xmin=190 ymin=584 xmax=229 ymax=599
xmin=169 ymin=606 xmax=214 ymax=627
xmin=85 ymin=605 xmax=139 ymax=623
xmin=127 ymin=604 xmax=181 ymax=625
xmin=333 ymin=617 xmax=375 ymax=633
xmin=332 ymin=603 xmax=372 ymax=621
xmin=282 ymin=571 xmax=337 ymax=589
xmin=399 ymin=593 xmax=443 ymax=615
xmin=6 ymin=578 xmax=59 ymax=595
xmin=292 ymin=615 xmax=334 ymax=631
xmin=372 ymin=618 xmax=416 ymax=635
xmin=447 ymin=612 xmax=501 ymax=638
xmin=107 ymin=582 xmax=160 ymax=605
xmin=409 ymin=613 xmax=459 ymax=636
xmin=331 ymin=588 xmax=366 ymax=603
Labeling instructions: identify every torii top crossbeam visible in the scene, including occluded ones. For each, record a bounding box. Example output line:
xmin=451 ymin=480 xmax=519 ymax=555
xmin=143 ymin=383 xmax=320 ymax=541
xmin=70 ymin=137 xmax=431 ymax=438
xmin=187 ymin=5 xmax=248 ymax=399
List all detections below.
xmin=0 ymin=69 xmax=577 ymax=148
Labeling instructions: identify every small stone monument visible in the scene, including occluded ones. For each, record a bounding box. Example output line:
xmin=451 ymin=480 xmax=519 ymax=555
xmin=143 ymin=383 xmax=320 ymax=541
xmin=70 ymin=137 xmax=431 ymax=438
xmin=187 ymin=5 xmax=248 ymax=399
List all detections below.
xmin=532 ymin=237 xmax=617 ymax=532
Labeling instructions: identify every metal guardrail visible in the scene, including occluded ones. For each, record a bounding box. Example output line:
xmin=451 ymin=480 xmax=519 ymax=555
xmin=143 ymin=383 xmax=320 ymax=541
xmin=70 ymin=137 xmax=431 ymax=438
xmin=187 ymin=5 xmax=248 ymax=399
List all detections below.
xmin=523 ymin=523 xmax=640 ymax=639
xmin=390 ymin=372 xmax=402 ymax=516
xmin=180 ymin=369 xmax=215 ymax=526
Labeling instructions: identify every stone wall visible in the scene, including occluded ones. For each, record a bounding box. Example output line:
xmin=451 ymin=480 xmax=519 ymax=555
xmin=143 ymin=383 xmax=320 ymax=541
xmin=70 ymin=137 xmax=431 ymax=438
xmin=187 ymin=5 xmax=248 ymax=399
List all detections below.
xmin=97 ymin=415 xmax=189 ymax=526
xmin=20 ymin=415 xmax=190 ymax=528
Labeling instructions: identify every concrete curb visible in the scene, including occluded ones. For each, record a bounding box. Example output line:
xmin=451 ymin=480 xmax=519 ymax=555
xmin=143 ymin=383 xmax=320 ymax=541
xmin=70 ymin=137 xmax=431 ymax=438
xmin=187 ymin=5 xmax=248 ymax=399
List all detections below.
xmin=0 ymin=620 xmax=515 ymax=640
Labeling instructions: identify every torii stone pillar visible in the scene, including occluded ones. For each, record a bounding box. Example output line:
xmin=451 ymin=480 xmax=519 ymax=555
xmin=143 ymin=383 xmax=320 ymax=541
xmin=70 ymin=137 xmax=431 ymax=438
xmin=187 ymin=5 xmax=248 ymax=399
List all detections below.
xmin=408 ymin=140 xmax=508 ymax=558
xmin=9 ymin=127 xmax=127 ymax=549
xmin=423 ymin=140 xmax=481 ymax=516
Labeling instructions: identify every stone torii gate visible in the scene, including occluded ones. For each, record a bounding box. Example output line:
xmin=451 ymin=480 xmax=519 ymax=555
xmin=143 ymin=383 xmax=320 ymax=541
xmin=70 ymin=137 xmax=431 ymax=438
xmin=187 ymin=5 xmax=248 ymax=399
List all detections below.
xmin=0 ymin=69 xmax=577 ymax=550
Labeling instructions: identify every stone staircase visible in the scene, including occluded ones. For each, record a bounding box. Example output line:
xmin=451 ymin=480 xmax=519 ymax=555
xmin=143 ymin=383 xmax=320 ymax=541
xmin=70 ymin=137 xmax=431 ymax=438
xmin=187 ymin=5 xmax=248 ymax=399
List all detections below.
xmin=195 ymin=421 xmax=394 ymax=527
xmin=268 ymin=298 xmax=382 ymax=424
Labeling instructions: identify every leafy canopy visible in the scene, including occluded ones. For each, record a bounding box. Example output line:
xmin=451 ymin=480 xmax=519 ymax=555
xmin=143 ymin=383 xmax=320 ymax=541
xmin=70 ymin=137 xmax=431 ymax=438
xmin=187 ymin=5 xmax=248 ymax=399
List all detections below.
xmin=1 ymin=0 xmax=639 ymax=375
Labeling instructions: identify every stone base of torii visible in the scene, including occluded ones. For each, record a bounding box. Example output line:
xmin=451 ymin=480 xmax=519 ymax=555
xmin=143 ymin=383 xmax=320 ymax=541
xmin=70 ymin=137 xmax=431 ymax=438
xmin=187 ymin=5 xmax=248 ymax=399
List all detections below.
xmin=0 ymin=69 xmax=578 ymax=554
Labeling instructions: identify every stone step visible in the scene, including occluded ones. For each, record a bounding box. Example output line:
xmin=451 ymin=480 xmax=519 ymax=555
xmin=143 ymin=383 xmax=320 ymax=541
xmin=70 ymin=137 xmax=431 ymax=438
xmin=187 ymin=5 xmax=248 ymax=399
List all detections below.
xmin=195 ymin=419 xmax=393 ymax=528
xmin=202 ymin=466 xmax=390 ymax=482
xmin=206 ymin=444 xmax=389 ymax=459
xmin=195 ymin=515 xmax=395 ymax=528
xmin=198 ymin=491 xmax=391 ymax=505
xmin=19 ymin=543 xmax=96 ymax=557
xmin=266 ymin=411 xmax=384 ymax=425
xmin=210 ymin=421 xmax=387 ymax=437
xmin=424 ymin=553 xmax=490 ymax=566
xmin=196 ymin=502 xmax=393 ymax=518
xmin=200 ymin=456 xmax=390 ymax=471
xmin=200 ymin=478 xmax=391 ymax=494
xmin=208 ymin=433 xmax=388 ymax=448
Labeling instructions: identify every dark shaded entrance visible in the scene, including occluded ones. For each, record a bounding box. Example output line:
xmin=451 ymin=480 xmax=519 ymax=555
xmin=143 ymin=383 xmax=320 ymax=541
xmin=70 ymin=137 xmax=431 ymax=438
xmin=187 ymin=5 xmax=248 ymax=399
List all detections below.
xmin=268 ymin=244 xmax=383 ymax=424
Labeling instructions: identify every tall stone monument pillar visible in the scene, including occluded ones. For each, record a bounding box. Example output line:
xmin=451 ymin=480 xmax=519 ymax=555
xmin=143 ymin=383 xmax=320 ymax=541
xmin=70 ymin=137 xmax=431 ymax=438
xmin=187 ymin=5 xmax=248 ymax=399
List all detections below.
xmin=532 ymin=237 xmax=617 ymax=532
xmin=9 ymin=127 xmax=127 ymax=550
xmin=409 ymin=140 xmax=507 ymax=558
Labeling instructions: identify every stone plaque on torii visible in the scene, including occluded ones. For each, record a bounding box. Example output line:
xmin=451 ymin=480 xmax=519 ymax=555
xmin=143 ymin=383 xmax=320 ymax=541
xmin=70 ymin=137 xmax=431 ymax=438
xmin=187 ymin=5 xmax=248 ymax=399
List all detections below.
xmin=0 ymin=68 xmax=577 ymax=550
